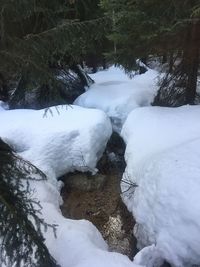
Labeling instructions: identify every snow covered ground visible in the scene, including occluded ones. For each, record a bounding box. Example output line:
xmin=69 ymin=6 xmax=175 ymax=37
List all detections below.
xmin=0 ymin=105 xmax=112 ymax=180
xmin=121 ymin=105 xmax=200 ymax=267
xmin=2 ymin=65 xmax=200 ymax=267
xmin=75 ymin=66 xmax=158 ymax=132
xmin=0 ymin=104 xmax=142 ymax=267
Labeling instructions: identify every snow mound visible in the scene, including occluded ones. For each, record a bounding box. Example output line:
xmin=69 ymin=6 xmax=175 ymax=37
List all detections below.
xmin=121 ymin=105 xmax=200 ymax=266
xmin=122 ymin=105 xmax=200 ymax=168
xmin=74 ymin=66 xmax=158 ymax=132
xmin=0 ymin=105 xmax=112 ymax=180
xmin=0 ymin=105 xmax=143 ymax=267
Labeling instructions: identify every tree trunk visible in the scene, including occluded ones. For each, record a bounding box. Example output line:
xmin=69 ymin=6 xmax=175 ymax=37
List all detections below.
xmin=0 ymin=73 xmax=9 ymax=102
xmin=71 ymin=64 xmax=93 ymax=87
xmin=9 ymin=74 xmax=27 ymax=109
xmin=139 ymin=57 xmax=148 ymax=74
xmin=169 ymin=52 xmax=174 ymax=73
xmin=184 ymin=20 xmax=200 ymax=105
xmin=162 ymin=54 xmax=167 ymax=64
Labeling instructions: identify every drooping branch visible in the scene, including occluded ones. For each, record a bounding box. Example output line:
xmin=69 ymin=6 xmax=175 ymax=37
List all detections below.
xmin=0 ymin=138 xmax=60 ymax=267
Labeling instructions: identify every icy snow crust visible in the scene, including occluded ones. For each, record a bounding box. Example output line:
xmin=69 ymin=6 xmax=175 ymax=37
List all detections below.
xmin=121 ymin=105 xmax=200 ymax=267
xmin=0 ymin=105 xmax=142 ymax=267
xmin=74 ymin=66 xmax=158 ymax=132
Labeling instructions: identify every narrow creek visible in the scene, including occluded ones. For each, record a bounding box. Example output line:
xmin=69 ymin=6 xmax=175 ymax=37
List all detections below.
xmin=60 ymin=133 xmax=137 ymax=259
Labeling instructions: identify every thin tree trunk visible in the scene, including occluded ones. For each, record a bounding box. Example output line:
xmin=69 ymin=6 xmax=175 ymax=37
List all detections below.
xmin=169 ymin=52 xmax=174 ymax=73
xmin=0 ymin=73 xmax=8 ymax=101
xmin=184 ymin=20 xmax=200 ymax=104
xmin=162 ymin=54 xmax=167 ymax=64
xmin=9 ymin=73 xmax=27 ymax=109
xmin=71 ymin=64 xmax=93 ymax=87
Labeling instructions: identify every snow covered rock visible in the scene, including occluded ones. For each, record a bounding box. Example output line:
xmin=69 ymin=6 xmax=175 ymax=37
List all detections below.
xmin=74 ymin=66 xmax=158 ymax=132
xmin=121 ymin=105 xmax=200 ymax=267
xmin=0 ymin=105 xmax=112 ymax=180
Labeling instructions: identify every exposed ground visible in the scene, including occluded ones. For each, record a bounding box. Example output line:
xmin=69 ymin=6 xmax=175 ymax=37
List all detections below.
xmin=60 ymin=133 xmax=137 ymax=259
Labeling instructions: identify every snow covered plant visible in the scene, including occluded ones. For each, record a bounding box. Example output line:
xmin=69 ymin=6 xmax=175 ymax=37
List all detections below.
xmin=121 ymin=172 xmax=138 ymax=198
xmin=0 ymin=139 xmax=59 ymax=267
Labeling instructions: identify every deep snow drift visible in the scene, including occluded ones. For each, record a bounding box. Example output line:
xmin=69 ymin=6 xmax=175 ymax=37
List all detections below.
xmin=121 ymin=105 xmax=200 ymax=267
xmin=75 ymin=66 xmax=158 ymax=132
xmin=0 ymin=105 xmax=112 ymax=180
xmin=0 ymin=104 xmax=142 ymax=267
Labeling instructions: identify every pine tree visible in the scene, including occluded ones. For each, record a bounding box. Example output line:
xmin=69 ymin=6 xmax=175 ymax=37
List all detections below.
xmin=101 ymin=0 xmax=200 ymax=105
xmin=0 ymin=0 xmax=109 ymax=106
xmin=0 ymin=138 xmax=60 ymax=267
xmin=71 ymin=0 xmax=111 ymax=72
xmin=0 ymin=1 xmax=110 ymax=265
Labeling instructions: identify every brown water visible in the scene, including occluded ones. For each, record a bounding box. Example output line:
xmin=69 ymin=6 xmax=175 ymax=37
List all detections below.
xmin=61 ymin=167 xmax=137 ymax=259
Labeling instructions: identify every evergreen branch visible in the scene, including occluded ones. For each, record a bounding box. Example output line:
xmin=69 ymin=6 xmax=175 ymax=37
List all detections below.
xmin=23 ymin=16 xmax=109 ymax=40
xmin=0 ymin=139 xmax=60 ymax=267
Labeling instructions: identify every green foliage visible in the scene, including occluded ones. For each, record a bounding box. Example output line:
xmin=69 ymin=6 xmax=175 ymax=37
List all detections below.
xmin=72 ymin=0 xmax=103 ymax=21
xmin=0 ymin=0 xmax=111 ymax=107
xmin=101 ymin=0 xmax=200 ymax=106
xmin=191 ymin=3 xmax=200 ymax=17
xmin=0 ymin=139 xmax=60 ymax=267
xmin=101 ymin=0 xmax=200 ymax=70
xmin=0 ymin=0 xmax=109 ymax=82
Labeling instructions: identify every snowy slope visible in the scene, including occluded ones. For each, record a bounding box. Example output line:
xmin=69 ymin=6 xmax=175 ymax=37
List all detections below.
xmin=74 ymin=66 xmax=158 ymax=132
xmin=0 ymin=104 xmax=142 ymax=267
xmin=121 ymin=105 xmax=200 ymax=267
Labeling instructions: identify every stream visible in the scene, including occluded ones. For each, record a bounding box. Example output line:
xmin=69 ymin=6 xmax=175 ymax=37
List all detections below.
xmin=60 ymin=133 xmax=138 ymax=259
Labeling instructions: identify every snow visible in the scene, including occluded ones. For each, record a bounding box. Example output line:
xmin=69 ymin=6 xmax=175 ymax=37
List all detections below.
xmin=0 ymin=100 xmax=8 ymax=110
xmin=36 ymin=185 xmax=141 ymax=267
xmin=134 ymin=245 xmax=163 ymax=267
xmin=74 ymin=66 xmax=158 ymax=132
xmin=0 ymin=105 xmax=112 ymax=179
xmin=0 ymin=105 xmax=142 ymax=267
xmin=122 ymin=105 xmax=200 ymax=169
xmin=121 ymin=105 xmax=200 ymax=267
xmin=3 ymin=65 xmax=200 ymax=267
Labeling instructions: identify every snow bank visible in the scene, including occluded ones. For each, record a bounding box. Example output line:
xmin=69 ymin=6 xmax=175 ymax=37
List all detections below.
xmin=32 ymin=180 xmax=141 ymax=267
xmin=122 ymin=105 xmax=200 ymax=169
xmin=0 ymin=105 xmax=142 ymax=267
xmin=74 ymin=66 xmax=158 ymax=132
xmin=121 ymin=105 xmax=200 ymax=266
xmin=0 ymin=105 xmax=112 ymax=180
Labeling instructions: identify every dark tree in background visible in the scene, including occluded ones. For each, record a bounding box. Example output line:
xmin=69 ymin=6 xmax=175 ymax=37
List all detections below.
xmin=0 ymin=0 xmax=110 ymax=108
xmin=101 ymin=0 xmax=200 ymax=106
xmin=71 ymin=0 xmax=111 ymax=72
